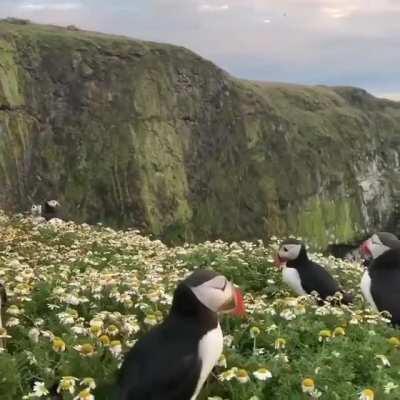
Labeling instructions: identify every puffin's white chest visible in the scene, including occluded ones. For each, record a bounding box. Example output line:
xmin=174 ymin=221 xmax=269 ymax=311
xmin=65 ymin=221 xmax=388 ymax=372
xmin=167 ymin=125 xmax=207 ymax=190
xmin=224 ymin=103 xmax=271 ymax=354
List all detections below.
xmin=282 ymin=267 xmax=307 ymax=296
xmin=191 ymin=324 xmax=223 ymax=400
xmin=360 ymin=270 xmax=378 ymax=311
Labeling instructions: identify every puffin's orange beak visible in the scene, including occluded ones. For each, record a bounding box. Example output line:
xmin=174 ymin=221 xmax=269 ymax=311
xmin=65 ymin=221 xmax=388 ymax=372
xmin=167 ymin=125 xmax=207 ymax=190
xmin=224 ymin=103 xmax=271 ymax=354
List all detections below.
xmin=274 ymin=254 xmax=286 ymax=269
xmin=232 ymin=287 xmax=246 ymax=316
xmin=219 ymin=284 xmax=246 ymax=316
xmin=360 ymin=240 xmax=372 ymax=257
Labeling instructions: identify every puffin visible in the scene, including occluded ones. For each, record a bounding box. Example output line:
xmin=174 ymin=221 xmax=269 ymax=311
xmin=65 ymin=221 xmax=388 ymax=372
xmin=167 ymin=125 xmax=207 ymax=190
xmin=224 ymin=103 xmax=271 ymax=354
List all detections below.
xmin=359 ymin=232 xmax=400 ymax=325
xmin=114 ymin=269 xmax=245 ymax=400
xmin=42 ymin=200 xmax=61 ymax=221
xmin=275 ymin=239 xmax=352 ymax=304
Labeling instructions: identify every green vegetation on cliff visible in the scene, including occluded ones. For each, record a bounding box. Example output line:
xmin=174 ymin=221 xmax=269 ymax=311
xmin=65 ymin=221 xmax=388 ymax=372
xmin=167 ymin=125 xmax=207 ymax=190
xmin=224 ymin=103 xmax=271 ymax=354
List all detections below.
xmin=1 ymin=20 xmax=400 ymax=247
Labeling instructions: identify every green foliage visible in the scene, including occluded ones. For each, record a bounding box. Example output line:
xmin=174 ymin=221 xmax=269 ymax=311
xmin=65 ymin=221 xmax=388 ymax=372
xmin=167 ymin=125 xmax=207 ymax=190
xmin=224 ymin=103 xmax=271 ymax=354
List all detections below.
xmin=0 ymin=352 xmax=20 ymax=400
xmin=0 ymin=213 xmax=400 ymax=399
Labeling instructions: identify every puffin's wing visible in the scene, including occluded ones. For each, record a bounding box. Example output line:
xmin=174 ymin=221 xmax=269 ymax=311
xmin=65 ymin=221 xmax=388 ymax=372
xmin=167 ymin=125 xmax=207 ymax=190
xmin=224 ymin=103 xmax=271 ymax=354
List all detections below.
xmin=303 ymin=262 xmax=340 ymax=298
xmin=118 ymin=324 xmax=202 ymax=400
xmin=120 ymin=351 xmax=200 ymax=400
xmin=370 ymin=271 xmax=400 ymax=325
xmin=0 ymin=284 xmax=7 ymax=305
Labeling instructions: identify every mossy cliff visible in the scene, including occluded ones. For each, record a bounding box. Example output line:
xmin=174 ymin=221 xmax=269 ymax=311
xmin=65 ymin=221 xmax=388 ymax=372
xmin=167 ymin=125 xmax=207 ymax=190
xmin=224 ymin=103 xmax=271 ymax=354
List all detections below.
xmin=1 ymin=21 xmax=400 ymax=247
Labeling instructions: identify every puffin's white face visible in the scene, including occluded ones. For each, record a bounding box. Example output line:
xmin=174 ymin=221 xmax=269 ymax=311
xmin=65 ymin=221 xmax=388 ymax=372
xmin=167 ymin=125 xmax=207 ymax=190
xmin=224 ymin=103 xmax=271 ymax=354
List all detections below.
xmin=361 ymin=234 xmax=390 ymax=259
xmin=47 ymin=200 xmax=60 ymax=208
xmin=191 ymin=275 xmax=244 ymax=315
xmin=278 ymin=243 xmax=302 ymax=262
xmin=31 ymin=204 xmax=42 ymax=215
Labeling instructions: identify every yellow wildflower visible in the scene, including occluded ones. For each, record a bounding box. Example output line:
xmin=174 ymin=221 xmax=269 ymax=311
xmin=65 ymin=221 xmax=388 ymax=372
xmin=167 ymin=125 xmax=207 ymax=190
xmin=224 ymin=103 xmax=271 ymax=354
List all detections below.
xmin=387 ymin=337 xmax=400 ymax=347
xmin=73 ymin=388 xmax=94 ymax=400
xmin=253 ymin=368 xmax=272 ymax=381
xmin=235 ymin=368 xmax=250 ymax=384
xmin=57 ymin=376 xmax=78 ymax=394
xmin=333 ymin=327 xmax=346 ymax=337
xmin=99 ymin=335 xmax=111 ymax=346
xmin=302 ymin=378 xmax=315 ymax=393
xmin=318 ymin=330 xmax=332 ymax=342
xmin=74 ymin=343 xmax=96 ymax=357
xmin=106 ymin=324 xmax=119 ymax=337
xmin=52 ymin=337 xmax=66 ymax=352
xmin=360 ymin=388 xmax=374 ymax=400
xmin=216 ymin=354 xmax=227 ymax=368
xmin=274 ymin=337 xmax=286 ymax=350
xmin=109 ymin=340 xmax=122 ymax=356
xmin=250 ymin=326 xmax=261 ymax=338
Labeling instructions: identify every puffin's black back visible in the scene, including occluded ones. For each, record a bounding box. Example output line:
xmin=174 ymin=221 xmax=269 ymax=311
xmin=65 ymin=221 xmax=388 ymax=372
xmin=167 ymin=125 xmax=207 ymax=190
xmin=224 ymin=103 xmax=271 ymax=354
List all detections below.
xmin=115 ymin=281 xmax=218 ymax=400
xmin=43 ymin=201 xmax=60 ymax=221
xmin=286 ymin=243 xmax=349 ymax=302
xmin=0 ymin=283 xmax=6 ymax=305
xmin=369 ymin=248 xmax=400 ymax=325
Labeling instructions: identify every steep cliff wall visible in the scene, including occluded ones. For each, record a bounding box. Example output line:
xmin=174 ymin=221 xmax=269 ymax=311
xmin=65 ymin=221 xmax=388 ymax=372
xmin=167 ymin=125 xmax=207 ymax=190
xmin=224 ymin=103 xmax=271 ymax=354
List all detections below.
xmin=1 ymin=20 xmax=400 ymax=246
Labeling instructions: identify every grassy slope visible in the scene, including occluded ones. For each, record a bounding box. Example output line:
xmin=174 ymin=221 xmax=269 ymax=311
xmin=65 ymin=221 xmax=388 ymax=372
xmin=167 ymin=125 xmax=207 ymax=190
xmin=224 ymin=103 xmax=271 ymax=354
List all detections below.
xmin=1 ymin=21 xmax=400 ymax=247
xmin=0 ymin=213 xmax=399 ymax=399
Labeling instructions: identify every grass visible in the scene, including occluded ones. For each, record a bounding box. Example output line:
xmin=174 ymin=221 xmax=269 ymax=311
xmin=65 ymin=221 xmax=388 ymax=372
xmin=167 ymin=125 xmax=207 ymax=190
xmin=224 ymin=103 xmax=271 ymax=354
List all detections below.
xmin=0 ymin=212 xmax=399 ymax=399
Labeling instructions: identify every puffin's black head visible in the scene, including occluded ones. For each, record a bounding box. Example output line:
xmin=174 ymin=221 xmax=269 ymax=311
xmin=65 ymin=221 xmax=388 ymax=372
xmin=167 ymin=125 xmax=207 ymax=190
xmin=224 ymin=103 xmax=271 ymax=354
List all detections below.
xmin=275 ymin=239 xmax=308 ymax=268
xmin=171 ymin=270 xmax=245 ymax=318
xmin=360 ymin=232 xmax=400 ymax=260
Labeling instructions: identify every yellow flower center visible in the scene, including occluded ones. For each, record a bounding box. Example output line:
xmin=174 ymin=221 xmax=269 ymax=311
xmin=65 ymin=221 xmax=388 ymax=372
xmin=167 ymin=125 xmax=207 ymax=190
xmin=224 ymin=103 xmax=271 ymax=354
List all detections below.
xmin=388 ymin=337 xmax=400 ymax=347
xmin=302 ymin=378 xmax=315 ymax=388
xmin=361 ymin=388 xmax=374 ymax=399
xmin=275 ymin=338 xmax=286 ymax=348
xmin=250 ymin=327 xmax=261 ymax=337
xmin=107 ymin=325 xmax=119 ymax=336
xmin=110 ymin=340 xmax=121 ymax=348
xmin=236 ymin=369 xmax=248 ymax=378
xmin=52 ymin=337 xmax=66 ymax=351
xmin=99 ymin=335 xmax=110 ymax=345
xmin=333 ymin=327 xmax=345 ymax=336
xmin=78 ymin=388 xmax=93 ymax=400
xmin=319 ymin=330 xmax=332 ymax=337
xmin=90 ymin=325 xmax=101 ymax=334
xmin=80 ymin=343 xmax=95 ymax=354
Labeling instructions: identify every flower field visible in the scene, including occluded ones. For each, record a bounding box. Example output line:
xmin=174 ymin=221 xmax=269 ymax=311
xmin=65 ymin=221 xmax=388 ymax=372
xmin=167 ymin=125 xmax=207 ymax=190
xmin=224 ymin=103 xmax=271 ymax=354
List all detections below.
xmin=0 ymin=212 xmax=399 ymax=400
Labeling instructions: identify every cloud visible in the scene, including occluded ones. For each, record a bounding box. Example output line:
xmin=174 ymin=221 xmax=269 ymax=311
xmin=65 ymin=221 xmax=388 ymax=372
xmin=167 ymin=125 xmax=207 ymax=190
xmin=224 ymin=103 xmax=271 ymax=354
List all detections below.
xmin=322 ymin=6 xmax=358 ymax=19
xmin=197 ymin=3 xmax=229 ymax=12
xmin=1 ymin=0 xmax=399 ymax=96
xmin=378 ymin=93 xmax=400 ymax=101
xmin=18 ymin=2 xmax=82 ymax=11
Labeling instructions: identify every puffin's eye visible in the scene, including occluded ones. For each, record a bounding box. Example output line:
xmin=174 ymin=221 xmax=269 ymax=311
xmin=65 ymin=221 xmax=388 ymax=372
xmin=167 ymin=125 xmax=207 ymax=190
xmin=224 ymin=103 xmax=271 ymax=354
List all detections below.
xmin=215 ymin=280 xmax=227 ymax=291
xmin=283 ymin=247 xmax=288 ymax=252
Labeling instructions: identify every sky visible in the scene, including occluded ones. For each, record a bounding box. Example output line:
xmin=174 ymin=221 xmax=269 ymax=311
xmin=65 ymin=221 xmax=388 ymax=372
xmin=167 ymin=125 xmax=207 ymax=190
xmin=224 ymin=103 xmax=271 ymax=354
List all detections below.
xmin=1 ymin=0 xmax=400 ymax=100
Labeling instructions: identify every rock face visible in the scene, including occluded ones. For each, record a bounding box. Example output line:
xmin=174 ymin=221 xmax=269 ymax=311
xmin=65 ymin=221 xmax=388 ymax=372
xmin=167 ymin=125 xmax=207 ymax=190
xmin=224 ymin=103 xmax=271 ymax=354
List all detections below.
xmin=1 ymin=21 xmax=400 ymax=246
